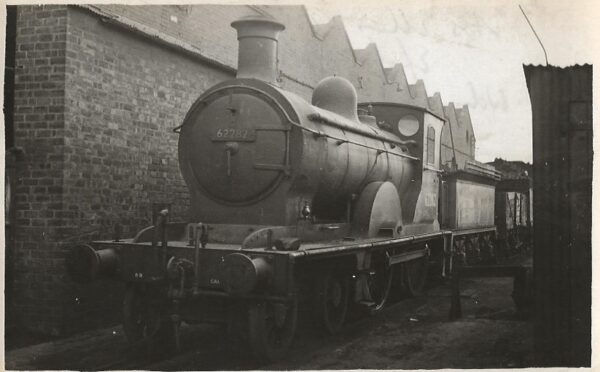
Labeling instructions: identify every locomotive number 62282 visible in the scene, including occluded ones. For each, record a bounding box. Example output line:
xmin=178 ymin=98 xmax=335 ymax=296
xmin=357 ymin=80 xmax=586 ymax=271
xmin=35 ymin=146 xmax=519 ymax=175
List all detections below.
xmin=211 ymin=128 xmax=256 ymax=142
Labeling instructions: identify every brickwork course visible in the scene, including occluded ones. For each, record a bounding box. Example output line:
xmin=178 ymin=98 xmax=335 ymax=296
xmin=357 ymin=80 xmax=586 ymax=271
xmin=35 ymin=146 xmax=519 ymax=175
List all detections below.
xmin=8 ymin=4 xmax=478 ymax=336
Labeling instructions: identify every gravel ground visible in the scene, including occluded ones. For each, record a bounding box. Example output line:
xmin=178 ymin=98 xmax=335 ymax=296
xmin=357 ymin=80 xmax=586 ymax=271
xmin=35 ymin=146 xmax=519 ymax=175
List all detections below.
xmin=6 ymin=273 xmax=534 ymax=370
xmin=267 ymin=277 xmax=534 ymax=370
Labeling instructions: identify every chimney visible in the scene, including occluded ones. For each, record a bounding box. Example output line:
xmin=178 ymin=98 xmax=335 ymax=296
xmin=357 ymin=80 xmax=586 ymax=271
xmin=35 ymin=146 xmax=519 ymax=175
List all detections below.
xmin=231 ymin=16 xmax=285 ymax=84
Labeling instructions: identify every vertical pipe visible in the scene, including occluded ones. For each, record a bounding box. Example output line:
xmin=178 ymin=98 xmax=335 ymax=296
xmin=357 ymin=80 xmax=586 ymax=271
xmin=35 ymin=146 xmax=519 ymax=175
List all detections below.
xmin=193 ymin=223 xmax=202 ymax=295
xmin=266 ymin=229 xmax=273 ymax=250
xmin=346 ymin=198 xmax=351 ymax=223
xmin=161 ymin=209 xmax=169 ymax=267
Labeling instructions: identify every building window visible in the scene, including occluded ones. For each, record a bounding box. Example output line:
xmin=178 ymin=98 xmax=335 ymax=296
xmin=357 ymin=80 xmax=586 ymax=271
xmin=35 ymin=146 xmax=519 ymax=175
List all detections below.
xmin=427 ymin=127 xmax=435 ymax=165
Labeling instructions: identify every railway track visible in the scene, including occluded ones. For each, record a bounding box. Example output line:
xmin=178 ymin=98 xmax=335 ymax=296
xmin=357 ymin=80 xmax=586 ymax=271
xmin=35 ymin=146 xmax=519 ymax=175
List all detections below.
xmin=7 ymin=257 xmax=531 ymax=371
xmin=5 ymin=295 xmax=418 ymax=371
xmin=92 ymin=347 xmax=226 ymax=371
xmin=5 ymin=322 xmax=237 ymax=371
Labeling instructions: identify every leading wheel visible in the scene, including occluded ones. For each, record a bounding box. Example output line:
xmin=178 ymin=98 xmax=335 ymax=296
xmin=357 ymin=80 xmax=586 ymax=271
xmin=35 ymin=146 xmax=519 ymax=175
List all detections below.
xmin=403 ymin=256 xmax=429 ymax=297
xmin=248 ymin=300 xmax=298 ymax=363
xmin=367 ymin=252 xmax=393 ymax=313
xmin=314 ymin=271 xmax=350 ymax=334
xmin=122 ymin=284 xmax=174 ymax=351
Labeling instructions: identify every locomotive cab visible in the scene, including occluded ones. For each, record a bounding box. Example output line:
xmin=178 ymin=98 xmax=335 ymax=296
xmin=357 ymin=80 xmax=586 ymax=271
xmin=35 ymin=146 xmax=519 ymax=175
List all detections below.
xmin=357 ymin=102 xmax=445 ymax=236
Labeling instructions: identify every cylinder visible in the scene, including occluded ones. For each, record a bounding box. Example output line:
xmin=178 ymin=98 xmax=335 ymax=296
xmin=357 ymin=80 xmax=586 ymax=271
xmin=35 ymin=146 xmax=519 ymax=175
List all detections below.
xmin=231 ymin=16 xmax=285 ymax=84
xmin=65 ymin=244 xmax=118 ymax=283
xmin=220 ymin=253 xmax=272 ymax=294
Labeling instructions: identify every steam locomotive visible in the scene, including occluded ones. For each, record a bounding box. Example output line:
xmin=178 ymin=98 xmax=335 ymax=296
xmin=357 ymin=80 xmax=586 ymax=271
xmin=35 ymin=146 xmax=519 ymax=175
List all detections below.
xmin=67 ymin=15 xmax=516 ymax=362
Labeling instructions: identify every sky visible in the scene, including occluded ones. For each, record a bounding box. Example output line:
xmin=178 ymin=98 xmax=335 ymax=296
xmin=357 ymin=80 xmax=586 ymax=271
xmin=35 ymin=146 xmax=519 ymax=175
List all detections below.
xmin=305 ymin=0 xmax=598 ymax=163
xmin=2 ymin=0 xmax=596 ymax=163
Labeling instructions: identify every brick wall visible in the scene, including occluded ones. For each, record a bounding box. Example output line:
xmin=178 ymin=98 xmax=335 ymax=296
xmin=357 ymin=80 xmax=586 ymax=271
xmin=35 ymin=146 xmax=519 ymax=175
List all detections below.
xmin=12 ymin=4 xmax=71 ymax=336
xmin=63 ymin=6 xmax=237 ymax=334
xmin=11 ymin=5 xmax=236 ymax=336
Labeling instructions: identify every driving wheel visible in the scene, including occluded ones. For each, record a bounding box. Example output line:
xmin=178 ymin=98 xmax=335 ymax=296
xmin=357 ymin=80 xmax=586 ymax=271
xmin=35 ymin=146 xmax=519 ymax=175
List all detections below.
xmin=314 ymin=271 xmax=350 ymax=334
xmin=403 ymin=256 xmax=429 ymax=297
xmin=367 ymin=251 xmax=393 ymax=313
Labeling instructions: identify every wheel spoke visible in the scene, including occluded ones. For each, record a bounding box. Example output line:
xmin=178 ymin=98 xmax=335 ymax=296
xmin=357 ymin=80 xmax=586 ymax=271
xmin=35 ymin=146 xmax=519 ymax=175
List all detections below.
xmin=403 ymin=256 xmax=428 ymax=297
xmin=314 ymin=271 xmax=349 ymax=335
xmin=368 ymin=252 xmax=393 ymax=312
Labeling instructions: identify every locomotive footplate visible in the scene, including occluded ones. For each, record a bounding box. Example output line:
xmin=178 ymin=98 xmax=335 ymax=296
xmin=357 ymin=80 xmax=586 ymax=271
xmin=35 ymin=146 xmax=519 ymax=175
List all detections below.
xmin=67 ymin=239 xmax=297 ymax=297
xmin=67 ymin=226 xmax=457 ymax=294
xmin=66 ymin=226 xmax=459 ymax=363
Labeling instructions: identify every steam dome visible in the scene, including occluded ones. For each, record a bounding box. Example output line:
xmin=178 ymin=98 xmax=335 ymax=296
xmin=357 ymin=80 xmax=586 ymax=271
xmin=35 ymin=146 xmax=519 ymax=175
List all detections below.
xmin=311 ymin=76 xmax=359 ymax=121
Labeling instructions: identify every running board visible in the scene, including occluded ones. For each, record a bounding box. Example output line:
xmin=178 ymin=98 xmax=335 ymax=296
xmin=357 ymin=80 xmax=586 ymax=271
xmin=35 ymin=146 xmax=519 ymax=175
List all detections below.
xmin=359 ymin=300 xmax=376 ymax=308
xmin=387 ymin=247 xmax=429 ymax=266
xmin=450 ymin=226 xmax=496 ymax=237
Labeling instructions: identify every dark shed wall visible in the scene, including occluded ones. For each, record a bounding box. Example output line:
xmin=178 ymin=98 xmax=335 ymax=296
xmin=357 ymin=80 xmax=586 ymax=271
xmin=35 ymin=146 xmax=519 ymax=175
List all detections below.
xmin=524 ymin=64 xmax=592 ymax=367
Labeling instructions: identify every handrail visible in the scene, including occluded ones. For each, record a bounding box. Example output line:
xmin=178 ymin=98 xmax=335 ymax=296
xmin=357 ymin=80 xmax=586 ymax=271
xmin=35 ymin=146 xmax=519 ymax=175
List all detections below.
xmin=175 ymin=84 xmax=421 ymax=161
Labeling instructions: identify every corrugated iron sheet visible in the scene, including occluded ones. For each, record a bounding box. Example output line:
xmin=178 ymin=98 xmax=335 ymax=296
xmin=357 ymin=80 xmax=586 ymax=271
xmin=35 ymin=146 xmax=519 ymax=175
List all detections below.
xmin=523 ymin=64 xmax=592 ymax=367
